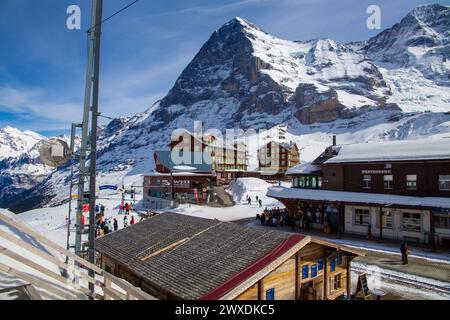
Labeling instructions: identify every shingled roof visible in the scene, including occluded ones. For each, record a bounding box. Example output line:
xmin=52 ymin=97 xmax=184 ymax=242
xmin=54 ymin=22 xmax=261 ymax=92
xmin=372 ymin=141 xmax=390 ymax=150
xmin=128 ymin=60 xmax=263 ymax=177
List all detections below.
xmin=95 ymin=212 xmax=303 ymax=300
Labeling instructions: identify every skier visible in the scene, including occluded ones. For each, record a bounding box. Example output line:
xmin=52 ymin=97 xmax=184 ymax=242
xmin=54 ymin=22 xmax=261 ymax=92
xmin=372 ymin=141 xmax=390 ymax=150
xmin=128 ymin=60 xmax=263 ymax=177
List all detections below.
xmin=256 ymin=195 xmax=259 ymax=202
xmin=113 ymin=218 xmax=118 ymax=231
xmin=130 ymin=216 xmax=135 ymax=225
xmin=247 ymin=197 xmax=251 ymax=205
xmin=123 ymin=216 xmax=129 ymax=228
xmin=258 ymin=199 xmax=262 ymax=208
xmin=100 ymin=204 xmax=105 ymax=216
xmin=125 ymin=202 xmax=130 ymax=215
xmin=400 ymin=240 xmax=410 ymax=265
xmin=119 ymin=203 xmax=124 ymax=215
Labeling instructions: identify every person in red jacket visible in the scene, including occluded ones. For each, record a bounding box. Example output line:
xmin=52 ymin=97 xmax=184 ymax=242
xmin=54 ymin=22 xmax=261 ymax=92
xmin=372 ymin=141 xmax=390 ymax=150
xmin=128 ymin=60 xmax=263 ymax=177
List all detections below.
xmin=125 ymin=202 xmax=130 ymax=215
xmin=130 ymin=216 xmax=135 ymax=225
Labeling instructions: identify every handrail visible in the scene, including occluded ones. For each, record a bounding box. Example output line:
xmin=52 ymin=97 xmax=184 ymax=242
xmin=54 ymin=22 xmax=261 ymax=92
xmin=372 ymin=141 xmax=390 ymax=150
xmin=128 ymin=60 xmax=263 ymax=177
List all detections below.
xmin=0 ymin=210 xmax=156 ymax=300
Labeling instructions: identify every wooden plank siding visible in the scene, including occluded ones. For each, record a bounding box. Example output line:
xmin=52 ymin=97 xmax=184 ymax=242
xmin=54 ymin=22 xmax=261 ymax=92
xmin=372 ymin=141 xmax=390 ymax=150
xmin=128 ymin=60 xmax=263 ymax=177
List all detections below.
xmin=234 ymin=243 xmax=353 ymax=300
xmin=261 ymin=257 xmax=296 ymax=300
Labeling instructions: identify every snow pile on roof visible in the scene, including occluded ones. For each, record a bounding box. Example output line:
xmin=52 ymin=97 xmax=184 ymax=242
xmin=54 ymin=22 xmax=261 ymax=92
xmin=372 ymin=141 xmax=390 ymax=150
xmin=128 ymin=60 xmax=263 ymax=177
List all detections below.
xmin=267 ymin=186 xmax=450 ymax=209
xmin=286 ymin=163 xmax=321 ymax=175
xmin=325 ymin=138 xmax=450 ymax=163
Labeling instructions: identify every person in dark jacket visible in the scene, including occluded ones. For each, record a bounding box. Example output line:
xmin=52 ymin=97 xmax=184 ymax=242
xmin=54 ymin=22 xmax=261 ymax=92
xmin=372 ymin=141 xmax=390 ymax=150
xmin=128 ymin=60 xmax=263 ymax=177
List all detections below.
xmin=400 ymin=240 xmax=410 ymax=265
xmin=113 ymin=218 xmax=118 ymax=231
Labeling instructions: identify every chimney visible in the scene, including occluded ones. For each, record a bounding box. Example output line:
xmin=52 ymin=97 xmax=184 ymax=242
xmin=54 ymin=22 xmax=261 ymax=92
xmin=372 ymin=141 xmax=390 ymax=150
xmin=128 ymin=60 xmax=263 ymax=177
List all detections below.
xmin=332 ymin=135 xmax=337 ymax=146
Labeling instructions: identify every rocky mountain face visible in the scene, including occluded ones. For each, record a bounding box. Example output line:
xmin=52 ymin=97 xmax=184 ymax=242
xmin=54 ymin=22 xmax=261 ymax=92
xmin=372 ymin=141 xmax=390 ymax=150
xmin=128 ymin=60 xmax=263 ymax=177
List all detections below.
xmin=2 ymin=4 xmax=450 ymax=212
xmin=363 ymin=4 xmax=450 ymax=86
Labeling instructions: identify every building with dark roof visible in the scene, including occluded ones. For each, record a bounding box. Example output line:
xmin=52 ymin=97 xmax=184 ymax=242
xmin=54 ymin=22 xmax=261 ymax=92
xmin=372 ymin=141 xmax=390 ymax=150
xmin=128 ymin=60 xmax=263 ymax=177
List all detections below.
xmin=95 ymin=212 xmax=362 ymax=300
xmin=268 ymin=137 xmax=450 ymax=248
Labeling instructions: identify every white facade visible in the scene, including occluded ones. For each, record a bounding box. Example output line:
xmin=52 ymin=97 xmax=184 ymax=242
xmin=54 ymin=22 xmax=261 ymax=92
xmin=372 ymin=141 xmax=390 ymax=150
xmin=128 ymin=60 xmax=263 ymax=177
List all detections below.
xmin=344 ymin=205 xmax=432 ymax=244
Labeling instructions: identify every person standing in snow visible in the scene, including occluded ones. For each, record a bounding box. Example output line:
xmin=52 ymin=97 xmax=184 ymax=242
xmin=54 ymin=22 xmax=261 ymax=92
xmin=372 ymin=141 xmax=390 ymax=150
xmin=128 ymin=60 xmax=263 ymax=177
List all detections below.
xmin=130 ymin=216 xmax=135 ymax=225
xmin=119 ymin=203 xmax=124 ymax=215
xmin=113 ymin=218 xmax=118 ymax=232
xmin=248 ymin=197 xmax=251 ymax=205
xmin=259 ymin=199 xmax=262 ymax=208
xmin=125 ymin=202 xmax=130 ymax=215
xmin=367 ymin=223 xmax=372 ymax=239
xmin=256 ymin=195 xmax=259 ymax=202
xmin=123 ymin=216 xmax=129 ymax=228
xmin=100 ymin=204 xmax=105 ymax=216
xmin=400 ymin=240 xmax=410 ymax=265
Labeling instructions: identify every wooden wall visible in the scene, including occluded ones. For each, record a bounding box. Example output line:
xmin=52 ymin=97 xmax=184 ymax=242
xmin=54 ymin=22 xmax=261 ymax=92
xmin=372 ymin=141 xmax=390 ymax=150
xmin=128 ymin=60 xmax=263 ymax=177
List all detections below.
xmin=234 ymin=243 xmax=351 ymax=300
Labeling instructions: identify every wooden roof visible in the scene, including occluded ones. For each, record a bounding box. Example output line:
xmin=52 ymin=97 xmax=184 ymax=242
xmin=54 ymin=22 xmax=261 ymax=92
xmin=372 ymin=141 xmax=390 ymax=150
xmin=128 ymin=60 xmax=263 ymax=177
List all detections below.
xmin=95 ymin=212 xmax=361 ymax=300
xmin=96 ymin=212 xmax=295 ymax=299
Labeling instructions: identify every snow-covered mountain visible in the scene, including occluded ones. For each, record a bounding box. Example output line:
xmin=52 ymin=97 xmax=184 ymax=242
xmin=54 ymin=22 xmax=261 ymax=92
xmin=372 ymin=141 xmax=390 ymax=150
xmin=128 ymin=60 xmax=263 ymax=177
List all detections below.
xmin=0 ymin=128 xmax=81 ymax=210
xmin=0 ymin=126 xmax=43 ymax=160
xmin=2 ymin=4 xmax=450 ymax=213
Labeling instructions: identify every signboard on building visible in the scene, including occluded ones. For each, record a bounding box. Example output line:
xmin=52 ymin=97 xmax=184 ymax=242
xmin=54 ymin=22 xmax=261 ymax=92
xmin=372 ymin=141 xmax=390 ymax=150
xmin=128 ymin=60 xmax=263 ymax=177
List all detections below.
xmin=173 ymin=180 xmax=190 ymax=188
xmin=361 ymin=170 xmax=391 ymax=174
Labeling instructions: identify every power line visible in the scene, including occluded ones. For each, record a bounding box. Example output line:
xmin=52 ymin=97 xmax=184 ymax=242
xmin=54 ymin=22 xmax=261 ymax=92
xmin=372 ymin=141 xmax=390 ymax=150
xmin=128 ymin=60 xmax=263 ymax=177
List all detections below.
xmin=87 ymin=0 xmax=140 ymax=33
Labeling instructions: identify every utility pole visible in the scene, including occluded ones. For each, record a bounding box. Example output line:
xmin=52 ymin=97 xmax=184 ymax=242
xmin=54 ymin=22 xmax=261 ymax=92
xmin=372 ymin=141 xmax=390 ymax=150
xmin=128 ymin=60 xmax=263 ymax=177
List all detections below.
xmin=75 ymin=0 xmax=103 ymax=273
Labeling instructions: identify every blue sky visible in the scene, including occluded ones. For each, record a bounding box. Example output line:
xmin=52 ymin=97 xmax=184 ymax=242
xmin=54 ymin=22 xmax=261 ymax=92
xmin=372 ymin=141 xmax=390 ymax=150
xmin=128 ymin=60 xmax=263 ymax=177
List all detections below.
xmin=0 ymin=0 xmax=448 ymax=136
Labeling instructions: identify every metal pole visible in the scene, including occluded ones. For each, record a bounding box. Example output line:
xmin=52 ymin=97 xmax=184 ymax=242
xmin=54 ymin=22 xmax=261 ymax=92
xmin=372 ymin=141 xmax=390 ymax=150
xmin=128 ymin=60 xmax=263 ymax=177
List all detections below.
xmin=66 ymin=123 xmax=78 ymax=264
xmin=75 ymin=0 xmax=99 ymax=257
xmin=88 ymin=0 xmax=103 ymax=266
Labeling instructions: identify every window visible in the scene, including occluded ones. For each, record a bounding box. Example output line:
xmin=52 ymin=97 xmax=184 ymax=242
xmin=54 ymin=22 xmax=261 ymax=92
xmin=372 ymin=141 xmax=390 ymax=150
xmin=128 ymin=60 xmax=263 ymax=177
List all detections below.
xmin=305 ymin=176 xmax=311 ymax=188
xmin=333 ymin=274 xmax=342 ymax=290
xmin=354 ymin=209 xmax=370 ymax=226
xmin=318 ymin=177 xmax=322 ymax=188
xmin=298 ymin=176 xmax=305 ymax=188
xmin=406 ymin=175 xmax=417 ymax=190
xmin=385 ymin=163 xmax=392 ymax=169
xmin=384 ymin=175 xmax=393 ymax=190
xmin=362 ymin=175 xmax=372 ymax=189
xmin=434 ymin=214 xmax=450 ymax=230
xmin=439 ymin=175 xmax=450 ymax=191
xmin=381 ymin=210 xmax=393 ymax=229
xmin=302 ymin=265 xmax=310 ymax=280
xmin=311 ymin=177 xmax=317 ymax=188
xmin=402 ymin=212 xmax=422 ymax=232
xmin=293 ymin=177 xmax=298 ymax=187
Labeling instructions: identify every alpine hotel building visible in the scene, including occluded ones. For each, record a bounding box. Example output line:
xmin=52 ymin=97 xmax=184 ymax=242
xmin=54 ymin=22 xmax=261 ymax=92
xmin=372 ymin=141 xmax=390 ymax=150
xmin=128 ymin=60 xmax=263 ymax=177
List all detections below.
xmin=267 ymin=138 xmax=450 ymax=248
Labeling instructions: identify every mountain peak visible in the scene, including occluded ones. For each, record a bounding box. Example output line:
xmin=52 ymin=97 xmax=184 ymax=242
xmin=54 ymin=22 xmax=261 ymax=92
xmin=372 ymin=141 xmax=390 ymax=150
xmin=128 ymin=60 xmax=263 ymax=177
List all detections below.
xmin=218 ymin=16 xmax=264 ymax=35
xmin=409 ymin=3 xmax=449 ymax=22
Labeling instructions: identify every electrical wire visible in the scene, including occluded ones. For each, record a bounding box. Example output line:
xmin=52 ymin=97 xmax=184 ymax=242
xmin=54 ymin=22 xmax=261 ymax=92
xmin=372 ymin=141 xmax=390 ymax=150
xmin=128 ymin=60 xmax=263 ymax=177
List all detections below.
xmin=87 ymin=0 xmax=140 ymax=33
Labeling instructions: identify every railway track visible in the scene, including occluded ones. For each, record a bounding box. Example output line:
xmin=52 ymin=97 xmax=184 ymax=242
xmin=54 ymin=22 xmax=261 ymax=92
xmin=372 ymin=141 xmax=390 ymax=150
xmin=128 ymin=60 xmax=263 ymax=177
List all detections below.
xmin=352 ymin=262 xmax=450 ymax=295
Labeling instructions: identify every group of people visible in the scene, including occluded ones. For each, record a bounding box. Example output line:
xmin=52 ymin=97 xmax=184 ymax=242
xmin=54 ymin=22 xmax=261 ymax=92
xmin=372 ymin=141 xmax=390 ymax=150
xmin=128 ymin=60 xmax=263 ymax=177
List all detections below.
xmin=118 ymin=202 xmax=132 ymax=215
xmin=246 ymin=195 xmax=263 ymax=208
xmin=256 ymin=207 xmax=289 ymax=228
xmin=94 ymin=202 xmax=136 ymax=239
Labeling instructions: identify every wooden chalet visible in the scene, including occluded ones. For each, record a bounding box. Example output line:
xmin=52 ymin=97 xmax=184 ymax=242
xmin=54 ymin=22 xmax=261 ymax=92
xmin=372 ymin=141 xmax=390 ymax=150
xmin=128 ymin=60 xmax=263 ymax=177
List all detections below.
xmin=95 ymin=212 xmax=362 ymax=300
